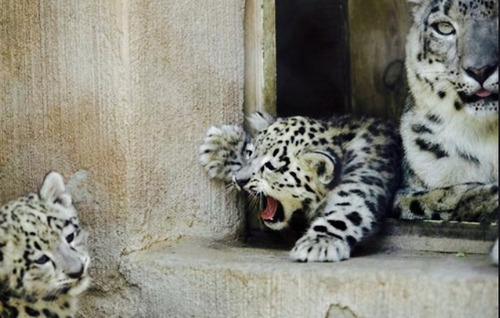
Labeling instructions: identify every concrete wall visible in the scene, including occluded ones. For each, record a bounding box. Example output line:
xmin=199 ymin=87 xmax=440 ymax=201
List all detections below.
xmin=0 ymin=0 xmax=245 ymax=314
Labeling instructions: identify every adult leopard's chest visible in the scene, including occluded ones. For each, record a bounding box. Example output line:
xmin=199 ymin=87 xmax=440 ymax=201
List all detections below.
xmin=401 ymin=109 xmax=498 ymax=188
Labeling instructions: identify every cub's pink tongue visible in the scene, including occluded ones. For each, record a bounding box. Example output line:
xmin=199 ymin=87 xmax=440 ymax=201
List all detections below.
xmin=260 ymin=196 xmax=278 ymax=220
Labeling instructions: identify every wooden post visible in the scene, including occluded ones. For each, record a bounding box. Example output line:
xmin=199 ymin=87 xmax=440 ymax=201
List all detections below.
xmin=244 ymin=0 xmax=277 ymax=118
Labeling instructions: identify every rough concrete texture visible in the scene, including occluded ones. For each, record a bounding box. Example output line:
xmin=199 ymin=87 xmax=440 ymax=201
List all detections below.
xmin=0 ymin=0 xmax=245 ymax=314
xmin=121 ymin=240 xmax=498 ymax=318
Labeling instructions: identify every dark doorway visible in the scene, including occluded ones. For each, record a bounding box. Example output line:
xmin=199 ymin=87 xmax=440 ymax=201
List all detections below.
xmin=275 ymin=0 xmax=350 ymax=118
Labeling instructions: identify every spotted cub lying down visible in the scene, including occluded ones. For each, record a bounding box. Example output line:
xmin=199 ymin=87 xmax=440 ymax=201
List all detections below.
xmin=199 ymin=112 xmax=401 ymax=262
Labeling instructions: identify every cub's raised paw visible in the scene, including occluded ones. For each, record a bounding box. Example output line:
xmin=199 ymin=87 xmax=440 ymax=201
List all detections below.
xmin=198 ymin=125 xmax=247 ymax=183
xmin=290 ymin=232 xmax=350 ymax=262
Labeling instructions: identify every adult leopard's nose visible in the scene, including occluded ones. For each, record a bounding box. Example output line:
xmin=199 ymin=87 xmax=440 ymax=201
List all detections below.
xmin=464 ymin=63 xmax=498 ymax=86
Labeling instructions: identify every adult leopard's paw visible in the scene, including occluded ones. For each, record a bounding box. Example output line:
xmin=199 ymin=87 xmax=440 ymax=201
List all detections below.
xmin=289 ymin=232 xmax=351 ymax=262
xmin=198 ymin=125 xmax=247 ymax=183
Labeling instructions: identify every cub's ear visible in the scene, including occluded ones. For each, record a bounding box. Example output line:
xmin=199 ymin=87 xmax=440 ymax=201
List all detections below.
xmin=246 ymin=111 xmax=276 ymax=136
xmin=40 ymin=172 xmax=72 ymax=208
xmin=300 ymin=151 xmax=335 ymax=185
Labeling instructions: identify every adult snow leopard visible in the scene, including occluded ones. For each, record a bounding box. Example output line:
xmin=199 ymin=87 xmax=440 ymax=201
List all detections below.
xmin=0 ymin=172 xmax=90 ymax=317
xmin=392 ymin=0 xmax=498 ymax=263
xmin=199 ymin=112 xmax=401 ymax=262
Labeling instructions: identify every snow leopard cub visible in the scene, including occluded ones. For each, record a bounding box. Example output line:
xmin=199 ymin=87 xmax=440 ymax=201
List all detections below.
xmin=0 ymin=172 xmax=90 ymax=317
xmin=199 ymin=112 xmax=401 ymax=262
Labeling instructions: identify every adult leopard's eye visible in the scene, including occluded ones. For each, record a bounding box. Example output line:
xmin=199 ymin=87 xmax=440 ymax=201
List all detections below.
xmin=432 ymin=22 xmax=455 ymax=35
xmin=34 ymin=255 xmax=50 ymax=265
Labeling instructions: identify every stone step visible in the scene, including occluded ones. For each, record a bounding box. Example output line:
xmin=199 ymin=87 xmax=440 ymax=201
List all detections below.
xmin=120 ymin=237 xmax=498 ymax=318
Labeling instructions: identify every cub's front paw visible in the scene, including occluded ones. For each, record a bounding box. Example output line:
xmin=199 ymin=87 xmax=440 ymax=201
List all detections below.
xmin=289 ymin=232 xmax=350 ymax=262
xmin=198 ymin=125 xmax=246 ymax=183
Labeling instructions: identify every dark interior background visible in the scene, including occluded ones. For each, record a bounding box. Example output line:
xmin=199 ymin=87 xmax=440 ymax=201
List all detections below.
xmin=275 ymin=0 xmax=350 ymax=118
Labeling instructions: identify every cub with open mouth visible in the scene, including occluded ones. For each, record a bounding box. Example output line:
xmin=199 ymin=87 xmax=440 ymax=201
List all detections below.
xmin=199 ymin=111 xmax=401 ymax=262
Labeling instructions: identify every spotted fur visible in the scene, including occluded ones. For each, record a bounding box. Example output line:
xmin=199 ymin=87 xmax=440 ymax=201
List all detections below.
xmin=0 ymin=172 xmax=90 ymax=317
xmin=393 ymin=0 xmax=498 ymax=263
xmin=199 ymin=112 xmax=401 ymax=262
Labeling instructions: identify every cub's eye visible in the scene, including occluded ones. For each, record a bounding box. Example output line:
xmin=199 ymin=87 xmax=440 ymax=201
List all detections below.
xmin=264 ymin=162 xmax=276 ymax=171
xmin=432 ymin=22 xmax=455 ymax=35
xmin=66 ymin=233 xmax=75 ymax=244
xmin=34 ymin=255 xmax=50 ymax=265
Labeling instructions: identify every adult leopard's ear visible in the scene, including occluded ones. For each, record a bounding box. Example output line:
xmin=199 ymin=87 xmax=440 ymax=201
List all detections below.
xmin=40 ymin=171 xmax=72 ymax=208
xmin=246 ymin=111 xmax=276 ymax=136
xmin=300 ymin=151 xmax=335 ymax=185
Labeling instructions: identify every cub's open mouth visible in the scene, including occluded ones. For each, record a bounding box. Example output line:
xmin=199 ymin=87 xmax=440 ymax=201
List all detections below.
xmin=259 ymin=195 xmax=284 ymax=223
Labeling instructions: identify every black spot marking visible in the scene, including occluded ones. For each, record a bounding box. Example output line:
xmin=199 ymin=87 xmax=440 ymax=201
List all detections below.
xmin=289 ymin=171 xmax=302 ymax=186
xmin=332 ymin=132 xmax=356 ymax=144
xmin=349 ymin=189 xmax=366 ymax=199
xmin=338 ymin=191 xmax=349 ymax=197
xmin=360 ymin=175 xmax=384 ymax=187
xmin=443 ymin=0 xmax=452 ymax=15
xmin=346 ymin=212 xmax=362 ymax=226
xmin=317 ymin=161 xmax=326 ymax=176
xmin=304 ymin=184 xmax=315 ymax=194
xmin=438 ymin=91 xmax=446 ymax=99
xmin=25 ymin=307 xmax=40 ymax=316
xmin=343 ymin=162 xmax=364 ymax=175
xmin=42 ymin=295 xmax=58 ymax=302
xmin=328 ymin=220 xmax=347 ymax=231
xmin=426 ymin=113 xmax=442 ymax=124
xmin=411 ymin=124 xmax=433 ymax=134
xmin=313 ymin=225 xmax=342 ymax=240
xmin=346 ymin=235 xmax=357 ymax=247
xmin=42 ymin=309 xmax=60 ymax=318
xmin=458 ymin=151 xmax=480 ymax=165
xmin=335 ymin=202 xmax=351 ymax=207
xmin=365 ymin=201 xmax=378 ymax=216
xmin=415 ymin=138 xmax=448 ymax=158
xmin=314 ymin=225 xmax=327 ymax=233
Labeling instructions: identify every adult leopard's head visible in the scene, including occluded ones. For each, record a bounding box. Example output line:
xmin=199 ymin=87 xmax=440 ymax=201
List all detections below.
xmin=406 ymin=0 xmax=498 ymax=119
xmin=234 ymin=113 xmax=336 ymax=231
xmin=0 ymin=172 xmax=90 ymax=299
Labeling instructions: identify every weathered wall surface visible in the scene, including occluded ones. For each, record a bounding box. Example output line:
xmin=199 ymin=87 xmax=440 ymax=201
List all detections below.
xmin=0 ymin=0 xmax=245 ymax=315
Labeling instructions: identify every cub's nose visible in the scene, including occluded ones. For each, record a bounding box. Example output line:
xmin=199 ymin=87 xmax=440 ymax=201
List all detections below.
xmin=67 ymin=266 xmax=85 ymax=279
xmin=234 ymin=177 xmax=250 ymax=189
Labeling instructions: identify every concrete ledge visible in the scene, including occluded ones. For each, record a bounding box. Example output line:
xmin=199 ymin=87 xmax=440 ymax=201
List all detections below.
xmin=247 ymin=219 xmax=498 ymax=254
xmin=372 ymin=219 xmax=497 ymax=254
xmin=120 ymin=239 xmax=498 ymax=318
